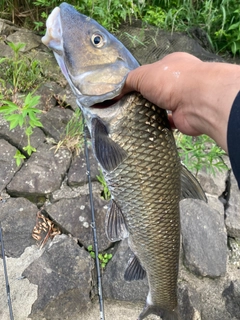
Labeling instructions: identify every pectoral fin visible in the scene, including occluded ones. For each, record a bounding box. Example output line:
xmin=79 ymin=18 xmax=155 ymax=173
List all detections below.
xmin=181 ymin=165 xmax=207 ymax=202
xmin=91 ymin=117 xmax=127 ymax=172
xmin=105 ymin=199 xmax=129 ymax=242
xmin=124 ymin=254 xmax=146 ymax=281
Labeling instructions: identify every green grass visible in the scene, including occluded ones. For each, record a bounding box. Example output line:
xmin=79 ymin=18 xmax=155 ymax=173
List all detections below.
xmin=0 ymin=0 xmax=239 ymax=55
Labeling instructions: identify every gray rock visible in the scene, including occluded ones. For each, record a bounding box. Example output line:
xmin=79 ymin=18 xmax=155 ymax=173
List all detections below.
xmin=50 ymin=179 xmax=102 ymax=202
xmin=35 ymin=81 xmax=63 ymax=111
xmin=0 ymin=197 xmax=37 ymax=257
xmin=45 ymin=195 xmax=111 ymax=251
xmin=223 ymin=280 xmax=240 ymax=319
xmin=225 ymin=171 xmax=240 ymax=239
xmin=39 ymin=105 xmax=74 ymax=142
xmin=103 ymin=239 xmax=148 ymax=302
xmin=0 ymin=42 xmax=13 ymax=57
xmin=33 ymin=51 xmax=64 ymax=83
xmin=197 ymin=166 xmax=227 ymax=196
xmin=0 ymin=18 xmax=20 ymax=36
xmin=179 ymin=264 xmax=234 ymax=320
xmin=7 ymin=144 xmax=71 ymax=204
xmin=0 ymin=139 xmax=18 ymax=192
xmin=178 ymin=282 xmax=201 ymax=320
xmin=22 ymin=234 xmax=94 ymax=319
xmin=180 ymin=199 xmax=227 ymax=278
xmin=68 ymin=148 xmax=100 ymax=187
xmin=7 ymin=30 xmax=42 ymax=52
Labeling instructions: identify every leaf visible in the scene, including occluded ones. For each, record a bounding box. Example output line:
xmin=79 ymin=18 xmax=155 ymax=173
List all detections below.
xmin=90 ymin=251 xmax=95 ymax=259
xmin=8 ymin=42 xmax=26 ymax=53
xmin=228 ymin=22 xmax=240 ymax=31
xmin=0 ymin=57 xmax=7 ymax=64
xmin=87 ymin=245 xmax=93 ymax=252
xmin=0 ymin=101 xmax=19 ymax=112
xmin=9 ymin=118 xmax=20 ymax=130
xmin=18 ymin=114 xmax=24 ymax=127
xmin=24 ymin=93 xmax=40 ymax=108
xmin=14 ymin=150 xmax=26 ymax=167
xmin=23 ymin=145 xmax=36 ymax=156
xmin=29 ymin=118 xmax=43 ymax=128
xmin=98 ymin=253 xmax=103 ymax=260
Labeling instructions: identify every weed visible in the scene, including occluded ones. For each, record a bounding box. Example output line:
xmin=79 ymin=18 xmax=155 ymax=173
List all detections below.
xmin=54 ymin=108 xmax=84 ymax=155
xmin=175 ymin=132 xmax=229 ymax=175
xmin=0 ymin=92 xmax=42 ymax=165
xmin=87 ymin=245 xmax=113 ymax=268
xmin=96 ymin=170 xmax=111 ymax=201
xmin=1 ymin=1 xmax=240 ymax=55
xmin=0 ymin=42 xmax=44 ymax=92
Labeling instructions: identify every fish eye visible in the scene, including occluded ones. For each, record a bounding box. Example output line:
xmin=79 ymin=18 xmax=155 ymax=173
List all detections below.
xmin=91 ymin=33 xmax=105 ymax=48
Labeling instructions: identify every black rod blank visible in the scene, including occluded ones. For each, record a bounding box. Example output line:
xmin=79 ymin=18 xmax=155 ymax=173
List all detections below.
xmin=0 ymin=222 xmax=14 ymax=320
xmin=83 ymin=122 xmax=105 ymax=320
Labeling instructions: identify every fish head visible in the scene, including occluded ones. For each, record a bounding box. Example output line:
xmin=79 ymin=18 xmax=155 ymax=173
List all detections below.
xmin=42 ymin=2 xmax=139 ymax=110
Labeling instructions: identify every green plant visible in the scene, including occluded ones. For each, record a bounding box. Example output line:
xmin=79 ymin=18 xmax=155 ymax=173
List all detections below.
xmin=96 ymin=170 xmax=111 ymax=201
xmin=0 ymin=93 xmax=42 ymax=165
xmin=0 ymin=41 xmax=44 ymax=166
xmin=0 ymin=42 xmax=44 ymax=92
xmin=143 ymin=6 xmax=167 ymax=28
xmin=54 ymin=108 xmax=84 ymax=155
xmin=87 ymin=245 xmax=113 ymax=268
xmin=175 ymin=132 xmax=229 ymax=175
xmin=1 ymin=1 xmax=240 ymax=55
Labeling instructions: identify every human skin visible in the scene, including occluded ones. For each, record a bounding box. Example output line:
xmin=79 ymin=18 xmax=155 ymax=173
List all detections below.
xmin=121 ymin=52 xmax=240 ymax=153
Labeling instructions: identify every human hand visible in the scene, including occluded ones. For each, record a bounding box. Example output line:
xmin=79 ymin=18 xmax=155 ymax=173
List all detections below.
xmin=122 ymin=52 xmax=240 ymax=152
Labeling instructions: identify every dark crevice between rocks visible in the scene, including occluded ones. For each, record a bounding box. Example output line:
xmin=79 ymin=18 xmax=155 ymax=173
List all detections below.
xmin=5 ymin=189 xmax=48 ymax=207
xmin=0 ymin=132 xmax=32 ymax=158
xmin=219 ymin=169 xmax=231 ymax=214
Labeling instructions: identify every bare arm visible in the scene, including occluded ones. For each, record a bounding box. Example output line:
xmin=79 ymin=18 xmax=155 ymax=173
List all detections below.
xmin=122 ymin=52 xmax=240 ymax=153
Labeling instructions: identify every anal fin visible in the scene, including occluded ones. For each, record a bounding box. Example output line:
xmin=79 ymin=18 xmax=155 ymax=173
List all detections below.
xmin=124 ymin=254 xmax=146 ymax=281
xmin=105 ymin=199 xmax=128 ymax=242
xmin=181 ymin=165 xmax=207 ymax=202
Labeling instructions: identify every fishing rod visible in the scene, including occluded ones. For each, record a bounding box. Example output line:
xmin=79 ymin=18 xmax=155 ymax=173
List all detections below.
xmin=0 ymin=222 xmax=14 ymax=320
xmin=83 ymin=118 xmax=105 ymax=320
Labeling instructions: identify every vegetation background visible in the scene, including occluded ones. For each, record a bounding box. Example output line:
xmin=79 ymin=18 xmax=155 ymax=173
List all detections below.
xmin=0 ymin=0 xmax=239 ymax=174
xmin=0 ymin=0 xmax=240 ymax=56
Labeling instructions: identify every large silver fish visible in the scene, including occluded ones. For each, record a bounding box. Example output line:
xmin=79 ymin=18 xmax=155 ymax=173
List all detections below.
xmin=42 ymin=3 xmax=206 ymax=319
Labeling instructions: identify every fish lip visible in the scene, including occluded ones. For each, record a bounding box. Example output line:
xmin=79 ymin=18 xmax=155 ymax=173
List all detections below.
xmin=42 ymin=7 xmax=62 ymax=52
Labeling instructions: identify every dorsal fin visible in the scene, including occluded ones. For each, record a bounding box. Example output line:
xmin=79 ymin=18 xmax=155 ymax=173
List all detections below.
xmin=91 ymin=117 xmax=127 ymax=172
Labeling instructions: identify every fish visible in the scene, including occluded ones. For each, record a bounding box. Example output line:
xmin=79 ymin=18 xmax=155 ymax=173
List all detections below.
xmin=42 ymin=3 xmax=206 ymax=319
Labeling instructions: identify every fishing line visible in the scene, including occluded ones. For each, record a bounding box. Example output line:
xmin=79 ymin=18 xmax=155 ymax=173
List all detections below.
xmin=83 ymin=117 xmax=105 ymax=320
xmin=0 ymin=222 xmax=14 ymax=320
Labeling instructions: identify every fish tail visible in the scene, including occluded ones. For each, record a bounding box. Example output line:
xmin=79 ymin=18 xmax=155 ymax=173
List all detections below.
xmin=138 ymin=302 xmax=179 ymax=320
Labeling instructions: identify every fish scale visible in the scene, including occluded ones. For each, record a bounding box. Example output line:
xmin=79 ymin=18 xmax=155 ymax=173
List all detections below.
xmin=103 ymin=93 xmax=181 ymax=313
